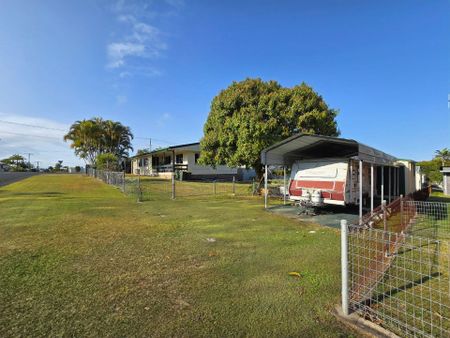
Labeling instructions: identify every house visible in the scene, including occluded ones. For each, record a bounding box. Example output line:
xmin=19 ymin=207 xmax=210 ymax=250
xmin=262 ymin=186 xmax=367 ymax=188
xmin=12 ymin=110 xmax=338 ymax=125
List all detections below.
xmin=130 ymin=142 xmax=255 ymax=181
xmin=0 ymin=162 xmax=10 ymax=172
xmin=441 ymin=167 xmax=450 ymax=195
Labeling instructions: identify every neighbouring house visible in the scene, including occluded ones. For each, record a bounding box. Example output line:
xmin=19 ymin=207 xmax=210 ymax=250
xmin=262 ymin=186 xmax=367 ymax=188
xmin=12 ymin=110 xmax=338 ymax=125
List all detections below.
xmin=131 ymin=142 xmax=255 ymax=181
xmin=441 ymin=167 xmax=450 ymax=195
xmin=0 ymin=162 xmax=10 ymax=172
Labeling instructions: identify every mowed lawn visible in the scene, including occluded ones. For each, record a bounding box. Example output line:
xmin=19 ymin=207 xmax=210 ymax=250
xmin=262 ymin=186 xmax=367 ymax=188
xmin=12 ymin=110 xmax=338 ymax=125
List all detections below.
xmin=0 ymin=175 xmax=349 ymax=337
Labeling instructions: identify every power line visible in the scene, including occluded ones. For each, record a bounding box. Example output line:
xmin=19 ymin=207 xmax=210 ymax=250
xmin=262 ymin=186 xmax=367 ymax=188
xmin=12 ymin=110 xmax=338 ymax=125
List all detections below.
xmin=0 ymin=131 xmax=64 ymax=140
xmin=0 ymin=120 xmax=67 ymax=131
xmin=0 ymin=119 xmax=176 ymax=145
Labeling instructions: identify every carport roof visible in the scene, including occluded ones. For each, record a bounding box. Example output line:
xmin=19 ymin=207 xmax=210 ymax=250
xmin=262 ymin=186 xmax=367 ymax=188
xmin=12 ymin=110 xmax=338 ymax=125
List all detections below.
xmin=261 ymin=134 xmax=397 ymax=166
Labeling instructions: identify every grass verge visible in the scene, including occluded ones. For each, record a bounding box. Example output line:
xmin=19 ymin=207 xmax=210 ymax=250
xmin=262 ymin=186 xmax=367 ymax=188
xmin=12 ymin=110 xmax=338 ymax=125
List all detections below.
xmin=0 ymin=174 xmax=350 ymax=337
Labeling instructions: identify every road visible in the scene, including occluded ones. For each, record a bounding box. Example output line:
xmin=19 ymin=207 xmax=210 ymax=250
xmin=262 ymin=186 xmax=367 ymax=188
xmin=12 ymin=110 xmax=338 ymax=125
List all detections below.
xmin=0 ymin=172 xmax=39 ymax=187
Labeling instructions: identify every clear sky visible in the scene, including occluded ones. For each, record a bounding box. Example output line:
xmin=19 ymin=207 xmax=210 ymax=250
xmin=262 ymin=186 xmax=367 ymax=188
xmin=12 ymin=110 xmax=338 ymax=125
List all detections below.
xmin=0 ymin=0 xmax=448 ymax=168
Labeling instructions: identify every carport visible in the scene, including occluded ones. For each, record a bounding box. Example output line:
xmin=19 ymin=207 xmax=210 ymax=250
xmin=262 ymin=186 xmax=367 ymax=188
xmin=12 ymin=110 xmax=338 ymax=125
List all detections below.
xmin=260 ymin=134 xmax=399 ymax=223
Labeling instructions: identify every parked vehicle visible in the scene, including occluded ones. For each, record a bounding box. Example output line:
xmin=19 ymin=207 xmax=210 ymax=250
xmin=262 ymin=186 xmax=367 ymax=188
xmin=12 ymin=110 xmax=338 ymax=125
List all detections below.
xmin=288 ymin=158 xmax=361 ymax=206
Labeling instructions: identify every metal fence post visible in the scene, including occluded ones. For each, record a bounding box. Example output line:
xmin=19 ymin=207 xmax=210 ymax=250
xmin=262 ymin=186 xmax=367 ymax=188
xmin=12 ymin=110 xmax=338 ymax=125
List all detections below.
xmin=283 ymin=166 xmax=287 ymax=205
xmin=137 ymin=171 xmax=142 ymax=202
xmin=341 ymin=219 xmax=349 ymax=316
xmin=382 ymin=200 xmax=389 ymax=256
xmin=172 ymin=172 xmax=176 ymax=199
xmin=252 ymin=178 xmax=255 ymax=196
xmin=400 ymin=194 xmax=404 ymax=230
xmin=232 ymin=176 xmax=236 ymax=196
xmin=213 ymin=180 xmax=217 ymax=195
xmin=264 ymin=164 xmax=268 ymax=209
xmin=122 ymin=171 xmax=125 ymax=193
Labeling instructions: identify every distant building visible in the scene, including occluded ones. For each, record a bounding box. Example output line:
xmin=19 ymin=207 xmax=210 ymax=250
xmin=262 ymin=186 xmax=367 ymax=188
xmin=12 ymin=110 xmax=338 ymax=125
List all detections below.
xmin=0 ymin=162 xmax=10 ymax=172
xmin=131 ymin=142 xmax=255 ymax=181
xmin=441 ymin=167 xmax=450 ymax=195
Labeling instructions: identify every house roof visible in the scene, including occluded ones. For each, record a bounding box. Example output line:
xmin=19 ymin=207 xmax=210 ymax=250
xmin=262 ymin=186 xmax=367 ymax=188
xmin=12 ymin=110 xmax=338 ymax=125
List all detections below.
xmin=131 ymin=142 xmax=200 ymax=159
xmin=441 ymin=167 xmax=450 ymax=174
xmin=261 ymin=133 xmax=398 ymax=166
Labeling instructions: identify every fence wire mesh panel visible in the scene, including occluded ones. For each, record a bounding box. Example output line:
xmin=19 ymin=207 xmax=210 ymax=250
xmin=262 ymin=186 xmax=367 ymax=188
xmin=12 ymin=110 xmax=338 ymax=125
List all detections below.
xmin=403 ymin=201 xmax=450 ymax=240
xmin=124 ymin=176 xmax=256 ymax=201
xmin=86 ymin=168 xmax=125 ymax=192
xmin=346 ymin=201 xmax=450 ymax=338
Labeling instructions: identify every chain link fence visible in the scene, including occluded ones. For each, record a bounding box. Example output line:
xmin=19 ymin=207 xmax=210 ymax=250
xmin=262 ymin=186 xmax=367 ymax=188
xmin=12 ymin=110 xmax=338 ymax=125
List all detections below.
xmin=87 ymin=169 xmax=259 ymax=201
xmin=86 ymin=168 xmax=125 ymax=192
xmin=341 ymin=199 xmax=450 ymax=337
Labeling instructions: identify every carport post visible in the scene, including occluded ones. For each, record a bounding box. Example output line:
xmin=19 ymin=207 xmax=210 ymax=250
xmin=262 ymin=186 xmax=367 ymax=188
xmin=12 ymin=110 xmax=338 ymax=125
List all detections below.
xmin=388 ymin=167 xmax=391 ymax=204
xmin=359 ymin=160 xmax=363 ymax=224
xmin=349 ymin=161 xmax=353 ymax=203
xmin=370 ymin=163 xmax=374 ymax=214
xmin=341 ymin=219 xmax=349 ymax=316
xmin=381 ymin=166 xmax=384 ymax=202
xmin=393 ymin=167 xmax=397 ymax=199
xmin=264 ymin=164 xmax=268 ymax=209
xmin=283 ymin=166 xmax=287 ymax=205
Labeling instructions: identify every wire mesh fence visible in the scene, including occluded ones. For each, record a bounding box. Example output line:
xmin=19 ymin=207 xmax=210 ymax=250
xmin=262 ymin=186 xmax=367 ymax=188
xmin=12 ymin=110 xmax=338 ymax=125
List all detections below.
xmin=404 ymin=201 xmax=450 ymax=240
xmin=87 ymin=169 xmax=260 ymax=201
xmin=131 ymin=176 xmax=256 ymax=201
xmin=86 ymin=168 xmax=125 ymax=192
xmin=343 ymin=200 xmax=450 ymax=337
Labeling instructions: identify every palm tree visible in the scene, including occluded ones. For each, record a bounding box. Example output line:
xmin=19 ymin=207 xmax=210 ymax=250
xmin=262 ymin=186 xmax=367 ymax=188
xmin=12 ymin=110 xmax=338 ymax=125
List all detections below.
xmin=434 ymin=148 xmax=450 ymax=167
xmin=64 ymin=118 xmax=133 ymax=166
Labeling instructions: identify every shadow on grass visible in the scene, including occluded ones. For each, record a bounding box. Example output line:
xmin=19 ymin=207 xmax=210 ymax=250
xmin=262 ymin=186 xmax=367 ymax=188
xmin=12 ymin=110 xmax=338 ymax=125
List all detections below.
xmin=11 ymin=192 xmax=64 ymax=196
xmin=364 ymin=271 xmax=441 ymax=307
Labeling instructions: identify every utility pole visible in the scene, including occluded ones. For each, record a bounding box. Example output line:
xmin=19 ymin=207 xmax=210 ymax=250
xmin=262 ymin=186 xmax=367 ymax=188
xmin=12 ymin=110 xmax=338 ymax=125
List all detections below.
xmin=149 ymin=138 xmax=152 ymax=152
xmin=24 ymin=153 xmax=33 ymax=171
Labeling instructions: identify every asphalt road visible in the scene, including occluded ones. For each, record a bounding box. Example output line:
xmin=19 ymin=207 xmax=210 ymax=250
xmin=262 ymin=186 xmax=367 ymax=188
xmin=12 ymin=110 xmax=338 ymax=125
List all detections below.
xmin=0 ymin=172 xmax=39 ymax=187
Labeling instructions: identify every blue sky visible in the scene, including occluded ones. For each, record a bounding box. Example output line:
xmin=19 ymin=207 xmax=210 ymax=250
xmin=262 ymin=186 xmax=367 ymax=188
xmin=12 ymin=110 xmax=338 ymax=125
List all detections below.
xmin=0 ymin=0 xmax=448 ymax=167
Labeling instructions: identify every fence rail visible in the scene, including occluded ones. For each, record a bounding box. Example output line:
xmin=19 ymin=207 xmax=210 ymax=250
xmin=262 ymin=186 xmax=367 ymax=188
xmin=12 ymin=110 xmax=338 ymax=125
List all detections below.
xmin=342 ymin=199 xmax=450 ymax=337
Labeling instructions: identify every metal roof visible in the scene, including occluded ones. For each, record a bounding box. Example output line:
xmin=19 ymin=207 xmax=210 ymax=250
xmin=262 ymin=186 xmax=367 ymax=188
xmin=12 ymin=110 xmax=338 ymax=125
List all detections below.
xmin=131 ymin=142 xmax=200 ymax=159
xmin=261 ymin=134 xmax=397 ymax=166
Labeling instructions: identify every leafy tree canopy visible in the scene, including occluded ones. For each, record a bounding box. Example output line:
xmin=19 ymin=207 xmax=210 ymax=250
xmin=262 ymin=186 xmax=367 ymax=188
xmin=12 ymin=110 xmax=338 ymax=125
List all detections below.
xmin=1 ymin=154 xmax=28 ymax=171
xmin=418 ymin=147 xmax=450 ymax=184
xmin=199 ymin=78 xmax=339 ymax=177
xmin=418 ymin=158 xmax=442 ymax=184
xmin=64 ymin=117 xmax=133 ymax=165
xmin=96 ymin=153 xmax=120 ymax=171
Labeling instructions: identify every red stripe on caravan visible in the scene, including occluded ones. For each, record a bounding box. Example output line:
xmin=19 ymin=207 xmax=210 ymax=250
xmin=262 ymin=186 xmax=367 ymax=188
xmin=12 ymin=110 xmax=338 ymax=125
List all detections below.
xmin=289 ymin=180 xmax=302 ymax=196
xmin=294 ymin=180 xmax=345 ymax=191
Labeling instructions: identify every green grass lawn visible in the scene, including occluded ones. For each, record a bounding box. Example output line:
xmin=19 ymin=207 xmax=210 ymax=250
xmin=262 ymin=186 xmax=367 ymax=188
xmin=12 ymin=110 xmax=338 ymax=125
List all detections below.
xmin=0 ymin=174 xmax=349 ymax=337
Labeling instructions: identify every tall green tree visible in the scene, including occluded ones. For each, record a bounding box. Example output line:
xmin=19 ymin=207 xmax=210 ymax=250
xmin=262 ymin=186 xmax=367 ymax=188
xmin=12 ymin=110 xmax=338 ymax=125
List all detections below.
xmin=199 ymin=78 xmax=339 ymax=178
xmin=418 ymin=158 xmax=442 ymax=184
xmin=64 ymin=118 xmax=133 ymax=166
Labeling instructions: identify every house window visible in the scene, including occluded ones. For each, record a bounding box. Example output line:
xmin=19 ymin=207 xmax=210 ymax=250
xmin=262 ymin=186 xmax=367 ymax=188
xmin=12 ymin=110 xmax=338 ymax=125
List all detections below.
xmin=195 ymin=153 xmax=200 ymax=164
xmin=176 ymin=154 xmax=183 ymax=164
xmin=152 ymin=157 xmax=159 ymax=167
xmin=143 ymin=158 xmax=148 ymax=166
xmin=164 ymin=156 xmax=171 ymax=165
